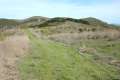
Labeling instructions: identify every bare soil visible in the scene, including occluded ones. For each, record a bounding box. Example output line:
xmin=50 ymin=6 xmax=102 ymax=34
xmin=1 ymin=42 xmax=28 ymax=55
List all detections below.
xmin=0 ymin=33 xmax=29 ymax=80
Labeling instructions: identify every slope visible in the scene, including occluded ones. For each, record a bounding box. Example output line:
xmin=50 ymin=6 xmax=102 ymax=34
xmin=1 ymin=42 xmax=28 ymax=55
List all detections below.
xmin=0 ymin=30 xmax=29 ymax=80
xmin=18 ymin=29 xmax=120 ymax=80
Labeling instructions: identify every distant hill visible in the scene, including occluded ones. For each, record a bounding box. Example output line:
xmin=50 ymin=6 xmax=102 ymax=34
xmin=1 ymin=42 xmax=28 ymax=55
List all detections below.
xmin=21 ymin=16 xmax=50 ymax=26
xmin=0 ymin=16 xmax=49 ymax=29
xmin=0 ymin=19 xmax=20 ymax=29
xmin=29 ymin=17 xmax=111 ymax=28
xmin=82 ymin=17 xmax=109 ymax=27
xmin=33 ymin=17 xmax=90 ymax=27
xmin=23 ymin=16 xmax=49 ymax=22
xmin=29 ymin=17 xmax=116 ymax=35
xmin=27 ymin=17 xmax=120 ymax=42
xmin=0 ymin=16 xmax=118 ymax=29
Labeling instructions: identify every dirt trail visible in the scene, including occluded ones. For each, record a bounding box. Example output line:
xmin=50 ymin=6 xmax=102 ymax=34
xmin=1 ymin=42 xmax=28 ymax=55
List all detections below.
xmin=0 ymin=33 xmax=29 ymax=80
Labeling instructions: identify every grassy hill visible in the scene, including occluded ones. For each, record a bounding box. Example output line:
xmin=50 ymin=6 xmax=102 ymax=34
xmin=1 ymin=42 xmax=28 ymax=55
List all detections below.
xmin=32 ymin=17 xmax=120 ymax=41
xmin=0 ymin=16 xmax=118 ymax=29
xmin=0 ymin=19 xmax=20 ymax=29
xmin=0 ymin=16 xmax=120 ymax=80
xmin=82 ymin=17 xmax=109 ymax=27
xmin=18 ymin=30 xmax=120 ymax=80
xmin=0 ymin=16 xmax=49 ymax=29
xmin=22 ymin=16 xmax=49 ymax=26
xmin=26 ymin=17 xmax=120 ymax=74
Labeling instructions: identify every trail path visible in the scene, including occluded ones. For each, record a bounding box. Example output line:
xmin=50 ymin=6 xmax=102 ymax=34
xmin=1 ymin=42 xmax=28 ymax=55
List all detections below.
xmin=0 ymin=33 xmax=29 ymax=80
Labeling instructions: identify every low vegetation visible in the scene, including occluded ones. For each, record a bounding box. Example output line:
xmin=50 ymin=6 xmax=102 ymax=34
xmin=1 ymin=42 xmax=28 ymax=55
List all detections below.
xmin=0 ymin=16 xmax=120 ymax=80
xmin=0 ymin=29 xmax=21 ymax=41
xmin=18 ymin=30 xmax=120 ymax=80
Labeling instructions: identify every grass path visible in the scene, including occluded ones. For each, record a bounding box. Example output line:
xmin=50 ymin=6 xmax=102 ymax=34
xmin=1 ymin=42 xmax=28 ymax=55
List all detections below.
xmin=19 ymin=29 xmax=120 ymax=80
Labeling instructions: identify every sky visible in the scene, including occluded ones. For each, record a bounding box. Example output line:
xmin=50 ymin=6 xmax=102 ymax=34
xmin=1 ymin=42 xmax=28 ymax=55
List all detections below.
xmin=0 ymin=0 xmax=119 ymax=24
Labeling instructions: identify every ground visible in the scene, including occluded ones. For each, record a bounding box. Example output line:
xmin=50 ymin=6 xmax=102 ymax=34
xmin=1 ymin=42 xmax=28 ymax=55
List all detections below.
xmin=0 ymin=31 xmax=29 ymax=80
xmin=0 ymin=29 xmax=120 ymax=80
xmin=18 ymin=29 xmax=120 ymax=80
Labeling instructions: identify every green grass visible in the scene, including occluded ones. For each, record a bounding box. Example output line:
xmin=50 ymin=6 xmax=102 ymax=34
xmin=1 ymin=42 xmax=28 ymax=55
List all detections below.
xmin=72 ymin=39 xmax=120 ymax=59
xmin=0 ymin=33 xmax=4 ymax=41
xmin=19 ymin=29 xmax=120 ymax=80
xmin=0 ymin=31 xmax=7 ymax=41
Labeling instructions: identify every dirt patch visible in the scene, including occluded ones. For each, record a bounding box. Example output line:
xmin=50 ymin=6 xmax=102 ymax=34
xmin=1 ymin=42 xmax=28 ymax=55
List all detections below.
xmin=0 ymin=33 xmax=29 ymax=80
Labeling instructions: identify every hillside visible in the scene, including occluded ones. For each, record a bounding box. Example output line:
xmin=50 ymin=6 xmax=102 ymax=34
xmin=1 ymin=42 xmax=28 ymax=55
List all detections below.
xmin=0 ymin=19 xmax=20 ymax=29
xmin=0 ymin=16 xmax=120 ymax=80
xmin=0 ymin=16 xmax=118 ymax=29
xmin=0 ymin=16 xmax=49 ymax=29
xmin=82 ymin=17 xmax=109 ymax=27
xmin=30 ymin=17 xmax=110 ymax=28
xmin=19 ymin=30 xmax=120 ymax=80
xmin=22 ymin=16 xmax=49 ymax=26
xmin=31 ymin=17 xmax=120 ymax=41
